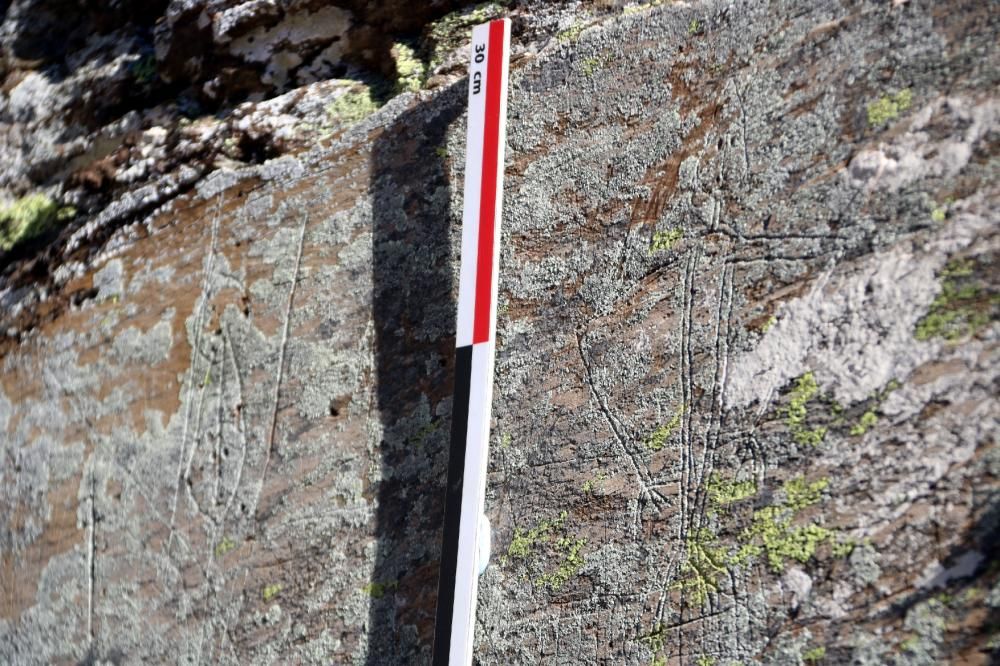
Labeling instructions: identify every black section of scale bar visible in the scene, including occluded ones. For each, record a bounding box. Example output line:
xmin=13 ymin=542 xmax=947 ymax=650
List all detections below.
xmin=433 ymin=344 xmax=473 ymax=665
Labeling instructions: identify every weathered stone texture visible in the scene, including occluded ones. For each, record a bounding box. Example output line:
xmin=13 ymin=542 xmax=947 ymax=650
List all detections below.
xmin=0 ymin=0 xmax=997 ymax=664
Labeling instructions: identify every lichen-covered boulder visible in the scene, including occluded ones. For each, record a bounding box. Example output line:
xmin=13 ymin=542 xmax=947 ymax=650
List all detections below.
xmin=0 ymin=0 xmax=997 ymax=664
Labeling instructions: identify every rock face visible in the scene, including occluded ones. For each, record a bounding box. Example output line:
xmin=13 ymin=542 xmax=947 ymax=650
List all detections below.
xmin=1 ymin=0 xmax=998 ymax=664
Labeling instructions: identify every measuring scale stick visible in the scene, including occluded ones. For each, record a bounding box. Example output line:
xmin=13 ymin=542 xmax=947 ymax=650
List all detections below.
xmin=432 ymin=17 xmax=511 ymax=666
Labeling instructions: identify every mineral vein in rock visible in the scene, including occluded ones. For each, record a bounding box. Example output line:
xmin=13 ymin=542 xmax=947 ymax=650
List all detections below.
xmin=433 ymin=18 xmax=510 ymax=666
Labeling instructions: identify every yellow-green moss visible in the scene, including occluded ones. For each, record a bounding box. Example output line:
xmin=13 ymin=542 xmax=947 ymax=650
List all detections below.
xmin=262 ymin=583 xmax=282 ymax=601
xmin=0 ymin=194 xmax=76 ymax=252
xmin=931 ymin=207 xmax=947 ymax=223
xmin=326 ymin=85 xmax=380 ymax=125
xmin=582 ymin=57 xmax=600 ymax=76
xmin=392 ymin=42 xmax=426 ymax=93
xmin=650 ymin=227 xmax=683 ymax=253
xmin=688 ymin=19 xmax=701 ymax=35
xmin=867 ymin=89 xmax=913 ymax=127
xmin=646 ymin=405 xmax=683 ymax=451
xmin=427 ymin=3 xmax=505 ymax=70
xmin=695 ymin=656 xmax=715 ymax=666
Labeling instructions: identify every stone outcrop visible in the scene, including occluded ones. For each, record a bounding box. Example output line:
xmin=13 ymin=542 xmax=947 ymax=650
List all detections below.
xmin=0 ymin=0 xmax=997 ymax=664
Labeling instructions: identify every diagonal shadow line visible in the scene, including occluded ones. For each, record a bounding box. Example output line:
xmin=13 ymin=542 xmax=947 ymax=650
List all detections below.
xmin=367 ymin=81 xmax=466 ymax=665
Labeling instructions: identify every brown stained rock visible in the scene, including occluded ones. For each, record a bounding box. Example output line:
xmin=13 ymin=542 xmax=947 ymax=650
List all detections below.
xmin=0 ymin=1 xmax=998 ymax=665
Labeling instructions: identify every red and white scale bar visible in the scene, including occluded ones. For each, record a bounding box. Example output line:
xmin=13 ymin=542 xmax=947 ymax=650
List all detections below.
xmin=433 ymin=18 xmax=511 ymax=666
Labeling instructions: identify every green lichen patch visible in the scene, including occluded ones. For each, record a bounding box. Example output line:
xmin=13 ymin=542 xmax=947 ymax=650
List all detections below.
xmin=581 ymin=471 xmax=606 ymax=494
xmin=866 ymin=88 xmax=913 ymax=127
xmin=623 ymin=0 xmax=666 ymax=15
xmin=706 ymin=472 xmax=757 ymax=507
xmin=0 ymin=193 xmax=76 ymax=252
xmin=507 ymin=511 xmax=566 ymax=560
xmin=262 ymin=583 xmax=282 ymax=602
xmin=755 ymin=516 xmax=832 ymax=572
xmin=783 ymin=372 xmax=827 ymax=446
xmin=914 ymin=257 xmax=999 ymax=342
xmin=505 ymin=511 xmax=587 ymax=591
xmin=557 ymin=22 xmax=586 ymax=44
xmin=838 ymin=378 xmax=899 ymax=437
xmin=426 ymin=2 xmax=505 ymax=71
xmin=830 ymin=536 xmax=857 ymax=558
xmin=674 ymin=476 xmax=846 ymax=603
xmin=326 ymin=85 xmax=381 ymax=125
xmin=362 ymin=580 xmax=398 ymax=599
xmin=899 ymin=598 xmax=946 ymax=662
xmin=783 ymin=476 xmax=829 ymax=511
xmin=730 ymin=476 xmax=844 ymax=573
xmin=409 ymin=419 xmax=441 ymax=448
xmin=214 ymin=536 xmax=236 ymax=557
xmin=802 ymin=645 xmax=826 ymax=663
xmin=674 ymin=527 xmax=729 ymax=605
xmin=649 ymin=227 xmax=683 ymax=253
xmin=641 ymin=622 xmax=666 ymax=654
xmin=130 ymin=54 xmax=158 ymax=86
xmin=645 ymin=405 xmax=683 ymax=451
xmin=849 ymin=409 xmax=878 ymax=436
xmin=536 ymin=536 xmax=586 ymax=590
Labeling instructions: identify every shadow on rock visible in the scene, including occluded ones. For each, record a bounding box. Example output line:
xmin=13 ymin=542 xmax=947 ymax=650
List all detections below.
xmin=368 ymin=83 xmax=465 ymax=664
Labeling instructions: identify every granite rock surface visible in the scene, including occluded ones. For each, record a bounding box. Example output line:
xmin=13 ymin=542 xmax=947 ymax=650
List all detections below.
xmin=0 ymin=0 xmax=997 ymax=664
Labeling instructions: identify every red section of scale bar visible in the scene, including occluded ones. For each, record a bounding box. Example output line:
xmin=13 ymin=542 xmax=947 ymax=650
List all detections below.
xmin=472 ymin=19 xmax=506 ymax=345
